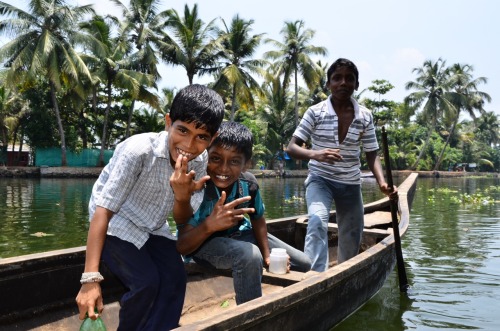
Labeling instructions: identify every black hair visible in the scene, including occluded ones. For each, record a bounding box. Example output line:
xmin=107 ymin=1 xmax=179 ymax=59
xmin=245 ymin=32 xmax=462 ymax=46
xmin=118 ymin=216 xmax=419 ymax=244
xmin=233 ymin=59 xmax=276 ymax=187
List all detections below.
xmin=169 ymin=84 xmax=225 ymax=136
xmin=211 ymin=121 xmax=253 ymax=161
xmin=327 ymin=58 xmax=359 ymax=84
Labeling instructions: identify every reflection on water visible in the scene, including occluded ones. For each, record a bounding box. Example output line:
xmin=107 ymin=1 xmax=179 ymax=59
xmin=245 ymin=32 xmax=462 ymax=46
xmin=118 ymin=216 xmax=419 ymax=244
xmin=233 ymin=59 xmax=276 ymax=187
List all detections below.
xmin=333 ymin=176 xmax=500 ymax=331
xmin=1 ymin=176 xmax=499 ymax=330
xmin=0 ymin=176 xmax=384 ymax=259
xmin=256 ymin=176 xmax=386 ymax=219
xmin=0 ymin=178 xmax=92 ymax=257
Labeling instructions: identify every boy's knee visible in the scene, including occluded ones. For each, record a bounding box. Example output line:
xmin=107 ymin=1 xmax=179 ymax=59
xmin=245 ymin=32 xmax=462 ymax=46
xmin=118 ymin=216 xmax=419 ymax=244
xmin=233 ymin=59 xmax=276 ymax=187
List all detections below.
xmin=235 ymin=244 xmax=262 ymax=269
xmin=308 ymin=213 xmax=329 ymax=229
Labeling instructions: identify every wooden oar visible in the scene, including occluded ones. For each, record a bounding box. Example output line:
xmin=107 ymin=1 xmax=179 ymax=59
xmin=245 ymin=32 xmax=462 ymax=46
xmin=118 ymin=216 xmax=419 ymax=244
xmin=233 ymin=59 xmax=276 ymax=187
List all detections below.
xmin=381 ymin=126 xmax=410 ymax=292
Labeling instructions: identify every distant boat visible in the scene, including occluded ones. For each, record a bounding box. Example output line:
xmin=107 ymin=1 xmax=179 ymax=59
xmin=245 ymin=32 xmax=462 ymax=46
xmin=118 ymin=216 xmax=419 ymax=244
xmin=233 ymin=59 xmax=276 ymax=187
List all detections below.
xmin=0 ymin=174 xmax=418 ymax=331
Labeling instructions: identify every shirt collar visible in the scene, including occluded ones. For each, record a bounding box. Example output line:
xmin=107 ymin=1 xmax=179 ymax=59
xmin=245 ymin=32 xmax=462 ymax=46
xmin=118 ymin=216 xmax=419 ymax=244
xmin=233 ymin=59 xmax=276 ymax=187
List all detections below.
xmin=152 ymin=131 xmax=170 ymax=159
xmin=205 ymin=177 xmax=242 ymax=201
xmin=327 ymin=96 xmax=361 ymax=120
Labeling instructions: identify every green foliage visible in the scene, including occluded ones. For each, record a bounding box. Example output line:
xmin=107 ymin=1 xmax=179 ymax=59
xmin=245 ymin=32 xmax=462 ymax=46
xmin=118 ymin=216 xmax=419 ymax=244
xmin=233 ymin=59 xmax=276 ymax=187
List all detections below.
xmin=427 ymin=187 xmax=496 ymax=207
xmin=22 ymin=85 xmax=59 ymax=149
xmin=131 ymin=107 xmax=165 ymax=134
xmin=361 ymin=79 xmax=398 ymax=126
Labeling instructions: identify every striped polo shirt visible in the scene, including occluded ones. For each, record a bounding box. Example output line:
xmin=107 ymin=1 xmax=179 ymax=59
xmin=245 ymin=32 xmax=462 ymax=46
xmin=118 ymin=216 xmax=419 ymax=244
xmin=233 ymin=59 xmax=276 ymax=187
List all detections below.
xmin=292 ymin=97 xmax=379 ymax=185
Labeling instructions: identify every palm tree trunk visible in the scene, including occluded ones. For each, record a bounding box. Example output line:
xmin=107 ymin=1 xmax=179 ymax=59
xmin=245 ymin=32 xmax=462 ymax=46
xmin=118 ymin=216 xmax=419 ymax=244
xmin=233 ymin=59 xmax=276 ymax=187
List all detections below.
xmin=0 ymin=123 xmax=8 ymax=154
xmin=98 ymin=80 xmax=112 ymax=167
xmin=16 ymin=127 xmax=24 ymax=166
xmin=50 ymin=83 xmax=67 ymax=167
xmin=294 ymin=69 xmax=299 ymax=127
xmin=294 ymin=69 xmax=301 ymax=169
xmin=434 ymin=120 xmax=458 ymax=171
xmin=11 ymin=124 xmax=18 ymax=152
xmin=410 ymin=126 xmax=433 ymax=170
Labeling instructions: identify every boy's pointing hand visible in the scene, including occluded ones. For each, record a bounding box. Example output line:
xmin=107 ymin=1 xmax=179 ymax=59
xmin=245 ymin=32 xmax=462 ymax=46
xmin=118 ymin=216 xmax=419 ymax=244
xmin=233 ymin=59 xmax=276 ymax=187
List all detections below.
xmin=170 ymin=154 xmax=207 ymax=201
xmin=206 ymin=192 xmax=255 ymax=232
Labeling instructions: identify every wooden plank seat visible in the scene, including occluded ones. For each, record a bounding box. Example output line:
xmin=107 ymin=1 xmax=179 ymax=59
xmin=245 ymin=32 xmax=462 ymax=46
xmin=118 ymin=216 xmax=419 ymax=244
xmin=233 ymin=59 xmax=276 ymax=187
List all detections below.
xmin=184 ymin=261 xmax=312 ymax=287
xmin=295 ymin=210 xmax=392 ymax=240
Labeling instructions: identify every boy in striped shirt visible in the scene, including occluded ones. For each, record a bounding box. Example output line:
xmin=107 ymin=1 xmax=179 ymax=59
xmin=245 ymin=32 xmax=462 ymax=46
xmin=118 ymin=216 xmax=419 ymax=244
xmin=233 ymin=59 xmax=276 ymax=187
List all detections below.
xmin=286 ymin=58 xmax=397 ymax=271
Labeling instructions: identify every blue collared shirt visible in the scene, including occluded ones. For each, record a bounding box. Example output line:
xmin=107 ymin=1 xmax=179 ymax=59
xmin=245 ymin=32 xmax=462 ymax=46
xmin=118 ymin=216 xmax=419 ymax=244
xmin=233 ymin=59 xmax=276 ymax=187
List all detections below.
xmin=187 ymin=172 xmax=265 ymax=237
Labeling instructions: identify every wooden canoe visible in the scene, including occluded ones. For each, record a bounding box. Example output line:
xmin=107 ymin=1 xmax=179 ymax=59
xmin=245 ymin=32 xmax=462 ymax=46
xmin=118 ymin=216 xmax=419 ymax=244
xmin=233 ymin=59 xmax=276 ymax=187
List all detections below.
xmin=0 ymin=173 xmax=418 ymax=331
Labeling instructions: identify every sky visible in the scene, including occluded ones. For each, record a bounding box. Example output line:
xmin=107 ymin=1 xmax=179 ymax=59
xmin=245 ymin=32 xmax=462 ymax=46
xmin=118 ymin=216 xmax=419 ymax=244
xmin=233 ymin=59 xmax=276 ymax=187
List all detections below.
xmin=4 ymin=0 xmax=500 ymax=116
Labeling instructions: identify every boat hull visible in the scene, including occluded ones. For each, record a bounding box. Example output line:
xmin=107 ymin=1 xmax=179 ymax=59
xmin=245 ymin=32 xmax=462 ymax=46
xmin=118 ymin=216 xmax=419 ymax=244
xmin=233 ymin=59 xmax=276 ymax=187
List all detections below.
xmin=0 ymin=173 xmax=418 ymax=331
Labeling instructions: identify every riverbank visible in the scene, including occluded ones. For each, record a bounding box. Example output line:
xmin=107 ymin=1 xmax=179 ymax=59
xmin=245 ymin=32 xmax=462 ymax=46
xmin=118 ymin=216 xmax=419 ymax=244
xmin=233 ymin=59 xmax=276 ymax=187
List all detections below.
xmin=0 ymin=166 xmax=498 ymax=178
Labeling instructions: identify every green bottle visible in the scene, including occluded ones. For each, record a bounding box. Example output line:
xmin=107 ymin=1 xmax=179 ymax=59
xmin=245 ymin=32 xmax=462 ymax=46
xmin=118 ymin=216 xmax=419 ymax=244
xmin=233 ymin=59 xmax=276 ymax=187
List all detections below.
xmin=80 ymin=309 xmax=107 ymax=331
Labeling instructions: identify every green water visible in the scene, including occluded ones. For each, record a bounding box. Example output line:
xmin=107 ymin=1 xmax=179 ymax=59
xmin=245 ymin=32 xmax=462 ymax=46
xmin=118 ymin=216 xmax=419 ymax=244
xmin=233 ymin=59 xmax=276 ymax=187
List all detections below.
xmin=1 ymin=176 xmax=499 ymax=330
xmin=333 ymin=176 xmax=500 ymax=331
xmin=0 ymin=178 xmax=92 ymax=257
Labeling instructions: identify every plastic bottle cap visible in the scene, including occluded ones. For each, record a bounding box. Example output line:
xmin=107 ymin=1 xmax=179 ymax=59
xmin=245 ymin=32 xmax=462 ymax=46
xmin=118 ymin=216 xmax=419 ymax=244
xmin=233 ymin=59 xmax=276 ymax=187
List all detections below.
xmin=271 ymin=248 xmax=287 ymax=256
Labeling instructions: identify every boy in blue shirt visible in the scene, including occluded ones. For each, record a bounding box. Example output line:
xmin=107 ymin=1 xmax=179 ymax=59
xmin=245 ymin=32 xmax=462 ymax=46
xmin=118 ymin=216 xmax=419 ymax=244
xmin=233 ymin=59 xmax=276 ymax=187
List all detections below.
xmin=176 ymin=121 xmax=311 ymax=304
xmin=76 ymin=84 xmax=225 ymax=330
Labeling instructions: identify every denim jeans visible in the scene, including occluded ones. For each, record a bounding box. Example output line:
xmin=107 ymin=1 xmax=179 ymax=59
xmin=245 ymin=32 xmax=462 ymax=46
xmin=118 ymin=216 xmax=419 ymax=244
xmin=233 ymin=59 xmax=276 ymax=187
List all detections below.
xmin=192 ymin=231 xmax=311 ymax=304
xmin=304 ymin=174 xmax=364 ymax=271
xmin=102 ymin=235 xmax=186 ymax=331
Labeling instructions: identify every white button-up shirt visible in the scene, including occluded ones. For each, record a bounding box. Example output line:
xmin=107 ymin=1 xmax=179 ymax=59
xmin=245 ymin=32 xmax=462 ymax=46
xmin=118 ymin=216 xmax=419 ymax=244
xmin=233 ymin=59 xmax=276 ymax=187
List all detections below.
xmin=89 ymin=131 xmax=206 ymax=248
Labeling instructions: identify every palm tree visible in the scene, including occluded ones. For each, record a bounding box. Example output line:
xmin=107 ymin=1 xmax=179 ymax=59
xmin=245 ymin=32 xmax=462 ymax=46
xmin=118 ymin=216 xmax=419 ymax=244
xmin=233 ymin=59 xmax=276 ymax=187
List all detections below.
xmin=433 ymin=63 xmax=490 ymax=170
xmin=0 ymin=86 xmax=29 ymax=164
xmin=307 ymin=59 xmax=329 ymax=107
xmin=264 ymin=20 xmax=327 ymax=126
xmin=404 ymin=58 xmax=456 ymax=170
xmin=258 ymin=71 xmax=295 ymax=168
xmin=162 ymin=4 xmax=219 ymax=85
xmin=0 ymin=86 xmax=18 ymax=149
xmin=159 ymin=87 xmax=176 ymax=115
xmin=80 ymin=15 xmax=158 ymax=166
xmin=210 ymin=15 xmax=266 ymax=121
xmin=132 ymin=107 xmax=165 ymax=134
xmin=475 ymin=111 xmax=500 ymax=147
xmin=111 ymin=0 xmax=170 ymax=78
xmin=110 ymin=0 xmax=171 ymax=138
xmin=0 ymin=0 xmax=95 ymax=166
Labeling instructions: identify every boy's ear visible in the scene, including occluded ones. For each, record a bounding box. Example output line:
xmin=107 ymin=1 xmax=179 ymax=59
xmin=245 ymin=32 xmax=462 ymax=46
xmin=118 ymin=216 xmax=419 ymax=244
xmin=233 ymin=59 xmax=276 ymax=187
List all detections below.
xmin=165 ymin=114 xmax=172 ymax=131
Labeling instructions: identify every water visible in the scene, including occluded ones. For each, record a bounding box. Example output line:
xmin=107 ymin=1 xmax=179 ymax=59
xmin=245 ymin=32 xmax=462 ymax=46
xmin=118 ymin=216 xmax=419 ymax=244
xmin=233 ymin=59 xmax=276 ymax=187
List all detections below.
xmin=1 ymin=175 xmax=499 ymax=330
xmin=0 ymin=178 xmax=92 ymax=257
xmin=333 ymin=177 xmax=500 ymax=331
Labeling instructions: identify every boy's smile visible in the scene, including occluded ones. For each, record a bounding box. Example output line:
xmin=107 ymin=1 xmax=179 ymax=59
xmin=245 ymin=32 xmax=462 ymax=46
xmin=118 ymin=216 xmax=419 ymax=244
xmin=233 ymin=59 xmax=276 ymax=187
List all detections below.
xmin=165 ymin=116 xmax=214 ymax=166
xmin=207 ymin=145 xmax=248 ymax=192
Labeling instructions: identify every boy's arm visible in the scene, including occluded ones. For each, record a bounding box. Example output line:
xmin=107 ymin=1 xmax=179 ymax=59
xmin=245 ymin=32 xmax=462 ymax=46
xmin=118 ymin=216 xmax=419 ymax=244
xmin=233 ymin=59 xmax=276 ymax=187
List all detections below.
xmin=176 ymin=223 xmax=208 ymax=255
xmin=286 ymin=137 xmax=313 ymax=160
xmin=76 ymin=206 xmax=113 ymax=320
xmin=176 ymin=192 xmax=254 ymax=255
xmin=251 ymin=216 xmax=271 ymax=267
xmin=366 ymin=150 xmax=398 ymax=198
xmin=287 ymin=137 xmax=342 ymax=163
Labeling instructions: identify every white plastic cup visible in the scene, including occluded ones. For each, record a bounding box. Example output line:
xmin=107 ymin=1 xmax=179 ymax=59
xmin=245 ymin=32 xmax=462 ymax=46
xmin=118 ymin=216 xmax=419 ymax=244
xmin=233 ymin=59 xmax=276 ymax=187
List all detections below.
xmin=269 ymin=248 xmax=288 ymax=274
